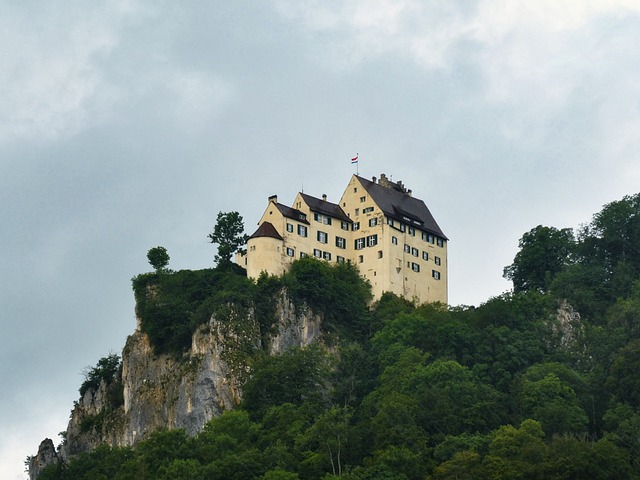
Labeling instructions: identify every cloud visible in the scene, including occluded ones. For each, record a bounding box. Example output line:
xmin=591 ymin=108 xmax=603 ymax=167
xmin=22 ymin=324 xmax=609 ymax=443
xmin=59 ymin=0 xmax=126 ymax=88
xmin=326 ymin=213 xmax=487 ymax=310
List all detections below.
xmin=0 ymin=1 xmax=155 ymax=146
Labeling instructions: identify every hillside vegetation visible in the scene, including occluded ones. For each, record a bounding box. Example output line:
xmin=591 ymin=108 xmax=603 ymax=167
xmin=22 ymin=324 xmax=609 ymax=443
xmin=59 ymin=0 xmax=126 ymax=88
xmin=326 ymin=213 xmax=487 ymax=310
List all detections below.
xmin=39 ymin=193 xmax=640 ymax=480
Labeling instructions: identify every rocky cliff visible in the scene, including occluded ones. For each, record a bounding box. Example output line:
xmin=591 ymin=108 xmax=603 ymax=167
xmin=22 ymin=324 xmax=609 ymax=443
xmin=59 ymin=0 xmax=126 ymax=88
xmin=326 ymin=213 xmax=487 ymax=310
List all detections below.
xmin=29 ymin=290 xmax=323 ymax=479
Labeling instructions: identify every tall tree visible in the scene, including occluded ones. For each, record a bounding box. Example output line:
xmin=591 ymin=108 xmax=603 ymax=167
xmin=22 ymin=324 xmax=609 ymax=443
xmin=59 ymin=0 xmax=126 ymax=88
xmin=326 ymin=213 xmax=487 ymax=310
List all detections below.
xmin=503 ymin=225 xmax=575 ymax=293
xmin=208 ymin=211 xmax=248 ymax=268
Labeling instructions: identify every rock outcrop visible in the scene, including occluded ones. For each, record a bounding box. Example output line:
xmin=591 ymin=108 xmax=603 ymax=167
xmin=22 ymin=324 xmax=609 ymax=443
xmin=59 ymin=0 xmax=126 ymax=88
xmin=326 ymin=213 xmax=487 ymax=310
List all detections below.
xmin=28 ymin=439 xmax=60 ymax=480
xmin=30 ymin=290 xmax=323 ymax=479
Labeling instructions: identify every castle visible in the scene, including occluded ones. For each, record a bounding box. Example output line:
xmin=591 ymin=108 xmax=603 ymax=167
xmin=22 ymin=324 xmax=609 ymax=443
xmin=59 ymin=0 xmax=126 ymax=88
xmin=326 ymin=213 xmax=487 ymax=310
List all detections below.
xmin=239 ymin=174 xmax=448 ymax=304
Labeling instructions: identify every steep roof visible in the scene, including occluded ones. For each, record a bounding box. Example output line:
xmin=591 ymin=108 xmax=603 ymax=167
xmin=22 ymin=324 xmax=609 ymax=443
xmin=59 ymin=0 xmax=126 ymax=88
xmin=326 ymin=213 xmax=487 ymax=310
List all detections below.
xmin=273 ymin=203 xmax=310 ymax=224
xmin=300 ymin=192 xmax=352 ymax=223
xmin=249 ymin=221 xmax=283 ymax=240
xmin=356 ymin=175 xmax=448 ymax=240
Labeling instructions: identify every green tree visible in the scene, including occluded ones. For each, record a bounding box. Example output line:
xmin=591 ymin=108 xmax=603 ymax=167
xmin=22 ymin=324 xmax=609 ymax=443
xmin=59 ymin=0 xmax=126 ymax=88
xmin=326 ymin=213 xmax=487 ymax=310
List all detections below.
xmin=606 ymin=339 xmax=640 ymax=409
xmin=147 ymin=246 xmax=170 ymax=272
xmin=518 ymin=372 xmax=588 ymax=436
xmin=483 ymin=419 xmax=547 ymax=480
xmin=208 ymin=211 xmax=248 ymax=268
xmin=503 ymin=225 xmax=575 ymax=293
xmin=300 ymin=406 xmax=353 ymax=476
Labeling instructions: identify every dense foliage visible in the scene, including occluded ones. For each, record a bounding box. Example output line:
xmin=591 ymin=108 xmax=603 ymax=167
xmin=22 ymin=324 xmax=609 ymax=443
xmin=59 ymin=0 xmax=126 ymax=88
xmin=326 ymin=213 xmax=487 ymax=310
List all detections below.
xmin=132 ymin=256 xmax=372 ymax=356
xmin=79 ymin=354 xmax=122 ymax=397
xmin=40 ymin=193 xmax=640 ymax=479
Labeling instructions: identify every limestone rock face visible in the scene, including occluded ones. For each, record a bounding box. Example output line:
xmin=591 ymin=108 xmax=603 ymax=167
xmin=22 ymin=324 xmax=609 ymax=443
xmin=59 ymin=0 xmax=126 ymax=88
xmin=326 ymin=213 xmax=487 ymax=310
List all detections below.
xmin=30 ymin=290 xmax=322 ymax=479
xmin=28 ymin=439 xmax=60 ymax=480
xmin=550 ymin=300 xmax=584 ymax=351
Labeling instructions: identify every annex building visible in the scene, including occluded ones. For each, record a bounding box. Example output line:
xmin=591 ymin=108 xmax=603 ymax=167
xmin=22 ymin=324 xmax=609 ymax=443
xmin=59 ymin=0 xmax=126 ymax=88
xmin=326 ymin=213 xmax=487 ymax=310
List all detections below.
xmin=239 ymin=174 xmax=448 ymax=304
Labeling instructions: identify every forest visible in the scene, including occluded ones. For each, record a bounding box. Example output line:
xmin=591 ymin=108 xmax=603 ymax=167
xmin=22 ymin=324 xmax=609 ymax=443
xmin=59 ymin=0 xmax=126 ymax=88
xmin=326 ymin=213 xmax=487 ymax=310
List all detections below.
xmin=38 ymin=193 xmax=640 ymax=480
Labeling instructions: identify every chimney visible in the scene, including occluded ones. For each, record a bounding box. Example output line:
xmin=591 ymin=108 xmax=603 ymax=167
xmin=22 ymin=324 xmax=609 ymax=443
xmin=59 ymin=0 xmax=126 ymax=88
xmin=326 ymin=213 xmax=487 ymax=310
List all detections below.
xmin=322 ymin=194 xmax=327 ymax=201
xmin=268 ymin=194 xmax=278 ymax=204
xmin=372 ymin=176 xmax=377 ymax=183
xmin=407 ymin=189 xmax=412 ymax=197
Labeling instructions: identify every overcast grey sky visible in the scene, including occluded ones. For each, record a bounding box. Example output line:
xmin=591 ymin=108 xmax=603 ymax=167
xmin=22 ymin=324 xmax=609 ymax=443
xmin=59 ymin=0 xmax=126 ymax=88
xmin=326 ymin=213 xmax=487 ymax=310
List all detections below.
xmin=2 ymin=1 xmax=640 ymax=477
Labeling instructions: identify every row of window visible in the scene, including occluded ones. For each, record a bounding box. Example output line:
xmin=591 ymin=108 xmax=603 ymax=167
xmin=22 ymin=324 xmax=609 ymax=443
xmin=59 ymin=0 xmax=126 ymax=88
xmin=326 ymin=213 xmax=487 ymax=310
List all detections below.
xmin=353 ymin=206 xmax=375 ymax=216
xmin=290 ymin=247 xmax=346 ymax=264
xmin=287 ymin=216 xmax=443 ymax=253
xmin=288 ymin=245 xmax=441 ymax=280
xmin=405 ymin=261 xmax=441 ymax=279
xmin=354 ymin=234 xmax=378 ymax=250
xmin=286 ymin=223 xmax=309 ymax=237
xmin=388 ymin=218 xmax=445 ymax=247
xmin=289 ymin=218 xmax=351 ymax=234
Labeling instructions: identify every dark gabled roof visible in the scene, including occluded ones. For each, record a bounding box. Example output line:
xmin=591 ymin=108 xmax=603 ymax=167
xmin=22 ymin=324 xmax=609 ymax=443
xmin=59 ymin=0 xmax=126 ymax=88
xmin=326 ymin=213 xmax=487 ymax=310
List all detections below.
xmin=274 ymin=203 xmax=310 ymax=224
xmin=249 ymin=221 xmax=283 ymax=240
xmin=356 ymin=175 xmax=448 ymax=240
xmin=300 ymin=192 xmax=352 ymax=223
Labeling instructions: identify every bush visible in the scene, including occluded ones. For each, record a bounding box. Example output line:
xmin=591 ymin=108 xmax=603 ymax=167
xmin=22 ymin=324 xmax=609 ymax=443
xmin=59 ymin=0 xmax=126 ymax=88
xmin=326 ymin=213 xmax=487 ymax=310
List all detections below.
xmin=79 ymin=354 xmax=121 ymax=397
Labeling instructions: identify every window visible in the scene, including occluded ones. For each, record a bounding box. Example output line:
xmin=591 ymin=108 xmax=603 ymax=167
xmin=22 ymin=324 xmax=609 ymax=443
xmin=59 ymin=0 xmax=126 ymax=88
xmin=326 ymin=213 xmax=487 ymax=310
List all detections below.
xmin=399 ymin=223 xmax=406 ymax=233
xmin=378 ymin=250 xmax=383 ymax=259
xmin=352 ymin=222 xmax=360 ymax=231
xmin=355 ymin=238 xmax=365 ymax=250
xmin=369 ymin=218 xmax=378 ymax=227
xmin=392 ymin=236 xmax=398 ymax=245
xmin=341 ymin=221 xmax=350 ymax=231
xmin=313 ymin=249 xmax=322 ymax=258
xmin=298 ymin=213 xmax=306 ymax=221
xmin=298 ymin=225 xmax=307 ymax=237
xmin=404 ymin=244 xmax=411 ymax=253
xmin=388 ymin=218 xmax=394 ymax=227
xmin=323 ymin=251 xmax=332 ymax=261
xmin=335 ymin=236 xmax=346 ymax=249
xmin=337 ymin=255 xmax=345 ymax=263
xmin=314 ymin=213 xmax=332 ymax=225
xmin=422 ymin=231 xmax=428 ymax=241
xmin=317 ymin=231 xmax=328 ymax=244
xmin=412 ymin=247 xmax=418 ymax=257
xmin=300 ymin=252 xmax=308 ymax=258
xmin=435 ymin=256 xmax=441 ymax=266
xmin=437 ymin=237 xmax=445 ymax=247
xmin=363 ymin=207 xmax=374 ymax=214
xmin=432 ymin=270 xmax=441 ymax=280
xmin=408 ymin=226 xmax=415 ymax=236
xmin=427 ymin=234 xmax=435 ymax=244
xmin=360 ymin=196 xmax=366 ymax=202
xmin=354 ymin=187 xmax=357 ymax=193
xmin=358 ymin=255 xmax=364 ymax=263
xmin=422 ymin=251 xmax=428 ymax=261
xmin=286 ymin=247 xmax=294 ymax=257
xmin=411 ymin=262 xmax=420 ymax=272
xmin=367 ymin=234 xmax=378 ymax=247
xmin=286 ymin=223 xmax=294 ymax=233
xmin=355 ymin=208 xmax=360 ymax=216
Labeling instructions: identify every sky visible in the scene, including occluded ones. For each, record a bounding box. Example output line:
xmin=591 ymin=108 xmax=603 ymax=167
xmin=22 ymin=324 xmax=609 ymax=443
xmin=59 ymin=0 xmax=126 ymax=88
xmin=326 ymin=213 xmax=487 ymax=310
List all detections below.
xmin=2 ymin=1 xmax=640 ymax=477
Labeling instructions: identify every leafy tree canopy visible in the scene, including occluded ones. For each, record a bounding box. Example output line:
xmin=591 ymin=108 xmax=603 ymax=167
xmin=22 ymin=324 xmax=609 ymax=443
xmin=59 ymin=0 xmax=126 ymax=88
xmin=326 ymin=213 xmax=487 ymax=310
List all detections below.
xmin=147 ymin=246 xmax=170 ymax=272
xmin=503 ymin=225 xmax=575 ymax=293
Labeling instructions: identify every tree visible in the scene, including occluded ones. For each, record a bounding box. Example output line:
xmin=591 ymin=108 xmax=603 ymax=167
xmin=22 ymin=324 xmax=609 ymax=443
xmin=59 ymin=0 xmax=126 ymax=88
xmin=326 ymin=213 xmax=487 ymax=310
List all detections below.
xmin=503 ymin=225 xmax=574 ymax=293
xmin=147 ymin=246 xmax=170 ymax=272
xmin=518 ymin=372 xmax=588 ymax=436
xmin=208 ymin=211 xmax=248 ymax=268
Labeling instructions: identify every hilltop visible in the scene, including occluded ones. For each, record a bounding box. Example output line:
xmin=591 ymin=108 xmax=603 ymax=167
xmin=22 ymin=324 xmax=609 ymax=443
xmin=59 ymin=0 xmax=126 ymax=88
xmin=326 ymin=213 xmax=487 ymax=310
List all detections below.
xmin=29 ymin=193 xmax=640 ymax=480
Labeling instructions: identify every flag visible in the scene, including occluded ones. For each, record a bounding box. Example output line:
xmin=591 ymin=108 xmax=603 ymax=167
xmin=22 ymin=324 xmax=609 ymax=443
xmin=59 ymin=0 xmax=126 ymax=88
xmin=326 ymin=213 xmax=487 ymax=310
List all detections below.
xmin=351 ymin=154 xmax=358 ymax=164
